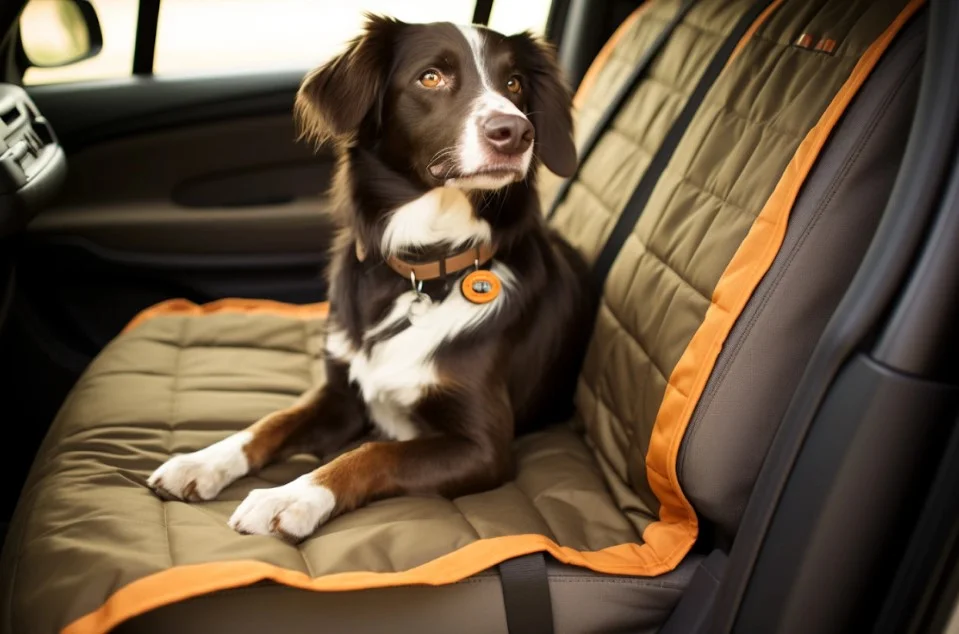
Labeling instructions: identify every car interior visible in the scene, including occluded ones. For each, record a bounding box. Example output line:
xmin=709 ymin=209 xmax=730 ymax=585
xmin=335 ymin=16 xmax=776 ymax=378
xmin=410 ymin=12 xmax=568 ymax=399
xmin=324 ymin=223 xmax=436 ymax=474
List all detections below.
xmin=1 ymin=0 xmax=959 ymax=633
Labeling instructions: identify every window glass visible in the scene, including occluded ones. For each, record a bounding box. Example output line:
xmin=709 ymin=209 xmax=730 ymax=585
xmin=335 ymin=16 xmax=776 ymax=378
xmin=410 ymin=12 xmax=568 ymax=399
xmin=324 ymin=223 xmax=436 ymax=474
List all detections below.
xmin=23 ymin=0 xmax=138 ymax=85
xmin=20 ymin=0 xmax=556 ymax=85
xmin=488 ymin=0 xmax=554 ymax=36
xmin=153 ymin=1 xmax=477 ymax=77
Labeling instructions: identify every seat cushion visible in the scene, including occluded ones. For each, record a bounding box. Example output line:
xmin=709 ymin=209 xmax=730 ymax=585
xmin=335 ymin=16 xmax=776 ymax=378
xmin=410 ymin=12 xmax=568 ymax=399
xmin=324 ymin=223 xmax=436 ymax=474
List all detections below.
xmin=0 ymin=306 xmax=665 ymax=634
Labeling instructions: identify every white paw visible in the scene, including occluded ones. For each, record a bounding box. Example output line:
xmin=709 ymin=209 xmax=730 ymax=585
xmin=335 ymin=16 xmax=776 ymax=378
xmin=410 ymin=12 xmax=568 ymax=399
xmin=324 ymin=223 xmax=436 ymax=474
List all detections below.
xmin=228 ymin=475 xmax=335 ymax=541
xmin=148 ymin=432 xmax=252 ymax=501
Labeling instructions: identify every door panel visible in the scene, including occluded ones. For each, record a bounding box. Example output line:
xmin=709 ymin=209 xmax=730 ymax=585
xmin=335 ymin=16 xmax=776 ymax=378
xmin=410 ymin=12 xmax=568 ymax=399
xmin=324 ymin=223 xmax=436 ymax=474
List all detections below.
xmin=28 ymin=114 xmax=336 ymax=253
xmin=22 ymin=74 xmax=336 ymax=349
xmin=27 ymin=71 xmax=308 ymax=151
xmin=30 ymin=199 xmax=334 ymax=254
xmin=42 ymin=112 xmax=329 ymax=206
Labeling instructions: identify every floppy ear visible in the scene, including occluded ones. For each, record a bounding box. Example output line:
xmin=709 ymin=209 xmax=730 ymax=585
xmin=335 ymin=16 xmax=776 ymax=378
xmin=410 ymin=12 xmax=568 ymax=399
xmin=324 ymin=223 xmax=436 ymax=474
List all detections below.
xmin=511 ymin=33 xmax=577 ymax=177
xmin=294 ymin=14 xmax=401 ymax=146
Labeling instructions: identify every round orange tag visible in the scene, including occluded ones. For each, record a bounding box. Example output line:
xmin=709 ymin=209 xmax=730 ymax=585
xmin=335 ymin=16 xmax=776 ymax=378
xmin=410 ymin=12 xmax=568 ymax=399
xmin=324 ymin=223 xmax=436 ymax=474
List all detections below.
xmin=461 ymin=270 xmax=501 ymax=304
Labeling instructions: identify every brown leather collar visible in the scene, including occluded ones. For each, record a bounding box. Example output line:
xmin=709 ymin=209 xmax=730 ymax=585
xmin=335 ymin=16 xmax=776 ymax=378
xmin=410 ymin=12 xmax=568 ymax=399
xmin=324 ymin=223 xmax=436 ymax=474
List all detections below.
xmin=356 ymin=240 xmax=496 ymax=281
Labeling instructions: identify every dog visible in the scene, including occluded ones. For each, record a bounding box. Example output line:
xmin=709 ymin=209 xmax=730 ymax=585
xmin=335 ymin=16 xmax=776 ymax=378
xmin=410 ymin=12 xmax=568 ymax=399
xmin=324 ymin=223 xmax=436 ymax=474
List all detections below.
xmin=148 ymin=14 xmax=595 ymax=541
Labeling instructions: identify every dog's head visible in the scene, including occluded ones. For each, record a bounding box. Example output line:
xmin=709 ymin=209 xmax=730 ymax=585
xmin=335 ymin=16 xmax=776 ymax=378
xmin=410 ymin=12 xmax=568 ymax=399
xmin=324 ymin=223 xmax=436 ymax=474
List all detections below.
xmin=295 ymin=14 xmax=577 ymax=191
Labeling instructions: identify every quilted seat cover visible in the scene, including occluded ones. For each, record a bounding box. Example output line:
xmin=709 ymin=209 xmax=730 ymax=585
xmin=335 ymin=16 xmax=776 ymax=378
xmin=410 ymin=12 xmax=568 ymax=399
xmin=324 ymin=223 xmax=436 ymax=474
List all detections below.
xmin=0 ymin=0 xmax=923 ymax=632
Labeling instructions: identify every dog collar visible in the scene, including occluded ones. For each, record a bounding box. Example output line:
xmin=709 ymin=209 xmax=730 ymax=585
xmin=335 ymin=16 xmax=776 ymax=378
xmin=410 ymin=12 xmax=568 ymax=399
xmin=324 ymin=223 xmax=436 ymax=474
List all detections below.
xmin=355 ymin=240 xmax=496 ymax=281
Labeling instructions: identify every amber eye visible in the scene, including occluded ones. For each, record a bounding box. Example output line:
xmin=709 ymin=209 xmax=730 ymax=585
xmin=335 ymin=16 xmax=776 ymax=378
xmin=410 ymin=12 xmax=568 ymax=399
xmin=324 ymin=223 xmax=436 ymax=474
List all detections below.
xmin=419 ymin=70 xmax=443 ymax=88
xmin=506 ymin=76 xmax=522 ymax=94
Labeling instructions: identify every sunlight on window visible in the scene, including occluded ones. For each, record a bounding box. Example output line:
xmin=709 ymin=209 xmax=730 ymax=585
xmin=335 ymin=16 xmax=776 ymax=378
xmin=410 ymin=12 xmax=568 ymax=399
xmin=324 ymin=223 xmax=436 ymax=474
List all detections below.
xmin=20 ymin=0 xmax=555 ymax=85
xmin=488 ymin=0 xmax=553 ymax=37
xmin=154 ymin=1 xmax=476 ymax=77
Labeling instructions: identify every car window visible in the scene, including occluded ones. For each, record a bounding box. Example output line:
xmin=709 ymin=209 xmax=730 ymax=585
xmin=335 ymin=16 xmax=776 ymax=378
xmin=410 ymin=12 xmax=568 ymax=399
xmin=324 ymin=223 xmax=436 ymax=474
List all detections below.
xmin=487 ymin=0 xmax=553 ymax=39
xmin=21 ymin=0 xmax=555 ymax=86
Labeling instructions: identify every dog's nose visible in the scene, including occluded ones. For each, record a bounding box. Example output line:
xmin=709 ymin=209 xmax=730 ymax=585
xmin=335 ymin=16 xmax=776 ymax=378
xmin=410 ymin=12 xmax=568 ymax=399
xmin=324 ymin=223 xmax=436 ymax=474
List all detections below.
xmin=483 ymin=115 xmax=534 ymax=155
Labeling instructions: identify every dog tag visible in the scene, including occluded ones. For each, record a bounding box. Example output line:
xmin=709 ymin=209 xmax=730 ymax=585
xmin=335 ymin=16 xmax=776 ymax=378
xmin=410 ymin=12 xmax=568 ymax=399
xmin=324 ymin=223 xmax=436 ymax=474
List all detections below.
xmin=461 ymin=270 xmax=501 ymax=304
xmin=407 ymin=293 xmax=432 ymax=324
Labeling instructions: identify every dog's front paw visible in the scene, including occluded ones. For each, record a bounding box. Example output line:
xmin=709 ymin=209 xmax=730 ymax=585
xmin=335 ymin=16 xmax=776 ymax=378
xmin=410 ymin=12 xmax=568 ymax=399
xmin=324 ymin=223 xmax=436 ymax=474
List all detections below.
xmin=148 ymin=432 xmax=252 ymax=501
xmin=228 ymin=475 xmax=335 ymax=541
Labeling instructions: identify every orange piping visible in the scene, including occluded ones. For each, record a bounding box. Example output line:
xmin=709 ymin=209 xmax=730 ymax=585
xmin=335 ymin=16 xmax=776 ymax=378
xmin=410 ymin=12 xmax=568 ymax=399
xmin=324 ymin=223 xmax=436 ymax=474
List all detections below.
xmin=122 ymin=298 xmax=330 ymax=334
xmin=573 ymin=2 xmax=651 ymax=110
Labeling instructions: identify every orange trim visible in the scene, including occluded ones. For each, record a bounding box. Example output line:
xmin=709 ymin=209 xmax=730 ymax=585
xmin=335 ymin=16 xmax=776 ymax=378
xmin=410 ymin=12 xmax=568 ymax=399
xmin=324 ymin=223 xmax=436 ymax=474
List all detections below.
xmin=729 ymin=0 xmax=786 ymax=62
xmin=62 ymin=2 xmax=924 ymax=631
xmin=643 ymin=0 xmax=926 ymax=575
xmin=63 ymin=536 xmax=667 ymax=634
xmin=122 ymin=298 xmax=330 ymax=334
xmin=572 ymin=2 xmax=650 ymax=110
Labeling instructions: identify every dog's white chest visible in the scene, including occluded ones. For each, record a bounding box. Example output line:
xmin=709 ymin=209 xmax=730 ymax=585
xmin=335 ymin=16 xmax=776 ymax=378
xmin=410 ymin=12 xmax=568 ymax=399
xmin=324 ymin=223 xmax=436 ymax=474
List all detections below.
xmin=326 ymin=265 xmax=513 ymax=440
xmin=346 ymin=309 xmax=437 ymax=442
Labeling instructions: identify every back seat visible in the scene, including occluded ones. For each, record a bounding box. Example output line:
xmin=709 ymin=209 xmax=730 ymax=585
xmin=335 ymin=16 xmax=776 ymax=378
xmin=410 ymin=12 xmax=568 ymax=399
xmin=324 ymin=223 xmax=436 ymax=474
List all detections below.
xmin=0 ymin=0 xmax=926 ymax=632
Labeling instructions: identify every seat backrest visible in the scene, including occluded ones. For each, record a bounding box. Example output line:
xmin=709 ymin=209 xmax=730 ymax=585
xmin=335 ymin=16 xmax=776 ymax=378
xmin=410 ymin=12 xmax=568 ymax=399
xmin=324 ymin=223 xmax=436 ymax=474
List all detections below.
xmin=677 ymin=13 xmax=924 ymax=540
xmin=542 ymin=0 xmax=925 ymax=559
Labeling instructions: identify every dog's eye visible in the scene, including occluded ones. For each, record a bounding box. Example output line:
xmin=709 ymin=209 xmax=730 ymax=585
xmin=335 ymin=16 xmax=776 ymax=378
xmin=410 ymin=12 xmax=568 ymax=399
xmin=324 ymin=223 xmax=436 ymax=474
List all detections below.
xmin=419 ymin=70 xmax=444 ymax=88
xmin=506 ymin=76 xmax=522 ymax=95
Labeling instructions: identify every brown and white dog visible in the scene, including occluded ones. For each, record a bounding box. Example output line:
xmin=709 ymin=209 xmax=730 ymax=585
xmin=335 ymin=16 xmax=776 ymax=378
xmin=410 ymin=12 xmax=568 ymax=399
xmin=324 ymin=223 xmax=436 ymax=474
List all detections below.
xmin=148 ymin=14 xmax=595 ymax=541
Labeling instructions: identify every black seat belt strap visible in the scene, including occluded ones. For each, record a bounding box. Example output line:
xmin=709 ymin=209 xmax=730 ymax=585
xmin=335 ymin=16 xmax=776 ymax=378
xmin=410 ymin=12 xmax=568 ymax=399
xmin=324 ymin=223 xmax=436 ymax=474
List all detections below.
xmin=590 ymin=0 xmax=776 ymax=289
xmin=546 ymin=0 xmax=699 ymax=221
xmin=499 ymin=552 xmax=553 ymax=634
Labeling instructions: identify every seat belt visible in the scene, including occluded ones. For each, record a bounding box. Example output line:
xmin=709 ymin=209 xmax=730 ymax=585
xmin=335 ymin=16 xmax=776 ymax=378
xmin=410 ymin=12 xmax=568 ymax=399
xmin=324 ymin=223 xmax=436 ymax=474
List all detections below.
xmin=590 ymin=0 xmax=776 ymax=289
xmin=499 ymin=552 xmax=554 ymax=634
xmin=546 ymin=0 xmax=699 ymax=221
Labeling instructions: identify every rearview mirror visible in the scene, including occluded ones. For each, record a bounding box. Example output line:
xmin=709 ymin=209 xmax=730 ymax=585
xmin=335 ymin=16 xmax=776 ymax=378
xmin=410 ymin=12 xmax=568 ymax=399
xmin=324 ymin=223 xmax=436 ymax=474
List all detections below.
xmin=19 ymin=0 xmax=103 ymax=68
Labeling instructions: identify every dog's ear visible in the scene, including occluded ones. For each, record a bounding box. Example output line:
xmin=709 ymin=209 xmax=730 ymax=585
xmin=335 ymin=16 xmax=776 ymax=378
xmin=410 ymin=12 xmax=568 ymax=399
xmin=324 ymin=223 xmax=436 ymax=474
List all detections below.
xmin=295 ymin=14 xmax=401 ymax=145
xmin=510 ymin=33 xmax=577 ymax=178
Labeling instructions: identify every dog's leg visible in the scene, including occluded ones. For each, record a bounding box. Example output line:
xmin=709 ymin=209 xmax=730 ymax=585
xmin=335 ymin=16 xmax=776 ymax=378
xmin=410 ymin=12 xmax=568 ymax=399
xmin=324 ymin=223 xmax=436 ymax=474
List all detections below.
xmin=228 ymin=386 xmax=513 ymax=540
xmin=148 ymin=360 xmax=365 ymax=502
